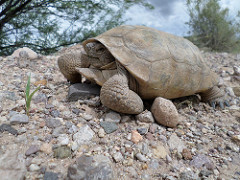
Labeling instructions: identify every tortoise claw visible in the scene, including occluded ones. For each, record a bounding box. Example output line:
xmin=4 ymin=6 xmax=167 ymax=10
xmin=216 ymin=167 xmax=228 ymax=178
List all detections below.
xmin=209 ymin=99 xmax=229 ymax=109
xmin=210 ymin=101 xmax=216 ymax=109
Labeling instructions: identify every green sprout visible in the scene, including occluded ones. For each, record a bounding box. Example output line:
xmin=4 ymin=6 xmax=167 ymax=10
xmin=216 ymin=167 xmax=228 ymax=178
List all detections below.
xmin=25 ymin=74 xmax=40 ymax=116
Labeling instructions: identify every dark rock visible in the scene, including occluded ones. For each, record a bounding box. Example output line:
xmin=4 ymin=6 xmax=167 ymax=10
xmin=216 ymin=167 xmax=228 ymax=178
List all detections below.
xmin=25 ymin=145 xmax=40 ymax=156
xmin=52 ymin=126 xmax=66 ymax=138
xmin=0 ymin=124 xmax=18 ymax=135
xmin=67 ymin=155 xmax=114 ymax=180
xmin=45 ymin=118 xmax=62 ymax=128
xmin=50 ymin=110 xmax=60 ymax=118
xmin=100 ymin=121 xmax=118 ymax=134
xmin=68 ymin=83 xmax=101 ymax=101
xmin=44 ymin=171 xmax=59 ymax=180
xmin=72 ymin=108 xmax=80 ymax=115
xmin=137 ymin=128 xmax=148 ymax=135
xmin=53 ymin=145 xmax=71 ymax=159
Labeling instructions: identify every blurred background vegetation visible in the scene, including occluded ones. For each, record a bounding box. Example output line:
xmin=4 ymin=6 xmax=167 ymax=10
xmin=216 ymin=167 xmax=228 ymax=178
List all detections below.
xmin=0 ymin=0 xmax=239 ymax=56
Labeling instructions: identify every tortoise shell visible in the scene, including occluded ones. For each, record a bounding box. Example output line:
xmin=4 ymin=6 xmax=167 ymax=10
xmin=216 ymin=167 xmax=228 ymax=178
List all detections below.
xmin=83 ymin=25 xmax=218 ymax=99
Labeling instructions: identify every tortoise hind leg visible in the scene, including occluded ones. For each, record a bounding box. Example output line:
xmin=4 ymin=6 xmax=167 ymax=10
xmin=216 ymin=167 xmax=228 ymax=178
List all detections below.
xmin=199 ymin=86 xmax=229 ymax=109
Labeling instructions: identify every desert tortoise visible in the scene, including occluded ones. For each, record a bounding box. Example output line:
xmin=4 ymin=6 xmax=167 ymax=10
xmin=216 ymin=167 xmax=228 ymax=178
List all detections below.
xmin=58 ymin=25 xmax=226 ymax=114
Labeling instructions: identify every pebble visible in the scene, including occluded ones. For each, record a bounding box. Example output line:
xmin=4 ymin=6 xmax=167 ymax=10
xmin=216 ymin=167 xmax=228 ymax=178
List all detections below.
xmin=137 ymin=127 xmax=148 ymax=135
xmin=182 ymin=148 xmax=193 ymax=160
xmin=45 ymin=118 xmax=62 ymax=128
xmin=57 ymin=134 xmax=69 ymax=145
xmin=81 ymin=113 xmax=93 ymax=121
xmin=10 ymin=114 xmax=29 ymax=124
xmin=0 ymin=123 xmax=18 ymax=135
xmin=29 ymin=164 xmax=40 ymax=171
xmin=25 ymin=145 xmax=40 ymax=156
xmin=98 ymin=128 xmax=105 ymax=138
xmin=135 ymin=153 xmax=148 ymax=162
xmin=72 ymin=125 xmax=95 ymax=147
xmin=131 ymin=130 xmax=143 ymax=144
xmin=113 ymin=152 xmax=124 ymax=162
xmin=67 ymin=155 xmax=114 ymax=180
xmin=152 ymin=142 xmax=168 ymax=159
xmin=190 ymin=154 xmax=214 ymax=170
xmin=100 ymin=121 xmax=118 ymax=134
xmin=40 ymin=143 xmax=52 ymax=154
xmin=53 ymin=145 xmax=72 ymax=159
xmin=168 ymin=133 xmax=186 ymax=153
xmin=135 ymin=110 xmax=154 ymax=123
xmin=104 ymin=111 xmax=121 ymax=123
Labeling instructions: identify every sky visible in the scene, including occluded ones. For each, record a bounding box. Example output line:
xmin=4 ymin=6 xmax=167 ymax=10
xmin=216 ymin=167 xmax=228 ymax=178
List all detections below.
xmin=125 ymin=0 xmax=240 ymax=37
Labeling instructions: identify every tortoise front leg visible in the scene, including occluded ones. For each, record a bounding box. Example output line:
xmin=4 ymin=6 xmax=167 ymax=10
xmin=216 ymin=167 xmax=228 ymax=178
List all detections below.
xmin=58 ymin=52 xmax=91 ymax=83
xmin=100 ymin=64 xmax=144 ymax=114
xmin=199 ymin=86 xmax=229 ymax=109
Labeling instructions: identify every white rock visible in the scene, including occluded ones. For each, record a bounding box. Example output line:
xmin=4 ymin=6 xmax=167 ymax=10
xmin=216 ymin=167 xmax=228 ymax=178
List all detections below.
xmin=29 ymin=164 xmax=40 ymax=171
xmin=11 ymin=47 xmax=38 ymax=60
xmin=57 ymin=134 xmax=69 ymax=145
xmin=233 ymin=66 xmax=240 ymax=75
xmin=73 ymin=125 xmax=95 ymax=147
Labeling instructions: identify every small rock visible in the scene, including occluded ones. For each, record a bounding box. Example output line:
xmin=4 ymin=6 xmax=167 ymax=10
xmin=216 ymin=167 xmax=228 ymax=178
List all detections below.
xmin=151 ymin=97 xmax=179 ymax=127
xmin=233 ymin=66 xmax=240 ymax=75
xmin=190 ymin=154 xmax=214 ymax=170
xmin=11 ymin=47 xmax=38 ymax=59
xmin=104 ymin=111 xmax=121 ymax=123
xmin=100 ymin=121 xmax=118 ymax=134
xmin=152 ymin=142 xmax=168 ymax=159
xmin=51 ymin=110 xmax=60 ymax=118
xmin=131 ymin=130 xmax=143 ymax=144
xmin=120 ymin=115 xmax=132 ymax=123
xmin=168 ymin=134 xmax=186 ymax=153
xmin=81 ymin=113 xmax=93 ymax=121
xmin=135 ymin=110 xmax=154 ymax=123
xmin=73 ymin=125 xmax=95 ymax=146
xmin=98 ymin=128 xmax=105 ymax=138
xmin=137 ymin=128 xmax=148 ymax=135
xmin=40 ymin=143 xmax=52 ymax=154
xmin=29 ymin=164 xmax=40 ymax=171
xmin=52 ymin=126 xmax=66 ymax=138
xmin=113 ymin=152 xmax=124 ymax=163
xmin=67 ymin=155 xmax=114 ymax=180
xmin=231 ymin=135 xmax=240 ymax=145
xmin=25 ymin=145 xmax=40 ymax=156
xmin=68 ymin=83 xmax=101 ymax=101
xmin=44 ymin=171 xmax=59 ymax=180
xmin=53 ymin=145 xmax=71 ymax=159
xmin=45 ymin=118 xmax=62 ymax=128
xmin=0 ymin=124 xmax=18 ymax=135
xmin=10 ymin=114 xmax=29 ymax=124
xmin=57 ymin=134 xmax=69 ymax=146
xmin=182 ymin=148 xmax=193 ymax=160
xmin=135 ymin=153 xmax=148 ymax=162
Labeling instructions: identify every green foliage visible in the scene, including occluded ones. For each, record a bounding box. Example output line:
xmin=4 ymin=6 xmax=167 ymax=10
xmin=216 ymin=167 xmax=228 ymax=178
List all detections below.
xmin=25 ymin=74 xmax=40 ymax=116
xmin=0 ymin=0 xmax=152 ymax=56
xmin=186 ymin=0 xmax=240 ymax=52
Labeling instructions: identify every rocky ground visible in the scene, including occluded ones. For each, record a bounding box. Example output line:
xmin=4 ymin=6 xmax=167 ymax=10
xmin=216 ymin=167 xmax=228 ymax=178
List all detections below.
xmin=0 ymin=46 xmax=240 ymax=180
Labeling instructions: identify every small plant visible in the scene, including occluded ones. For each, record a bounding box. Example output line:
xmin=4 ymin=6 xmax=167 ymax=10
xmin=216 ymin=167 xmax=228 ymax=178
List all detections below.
xmin=25 ymin=74 xmax=40 ymax=116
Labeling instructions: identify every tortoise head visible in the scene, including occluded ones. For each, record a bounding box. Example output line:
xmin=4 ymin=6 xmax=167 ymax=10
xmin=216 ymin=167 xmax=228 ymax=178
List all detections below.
xmin=84 ymin=41 xmax=115 ymax=69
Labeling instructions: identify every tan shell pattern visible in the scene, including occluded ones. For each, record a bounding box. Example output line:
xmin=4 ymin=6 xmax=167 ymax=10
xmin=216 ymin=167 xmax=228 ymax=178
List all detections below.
xmin=83 ymin=25 xmax=218 ymax=99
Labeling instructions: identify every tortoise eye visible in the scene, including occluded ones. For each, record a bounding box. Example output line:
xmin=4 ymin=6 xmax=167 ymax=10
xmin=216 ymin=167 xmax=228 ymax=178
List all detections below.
xmin=97 ymin=47 xmax=105 ymax=52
